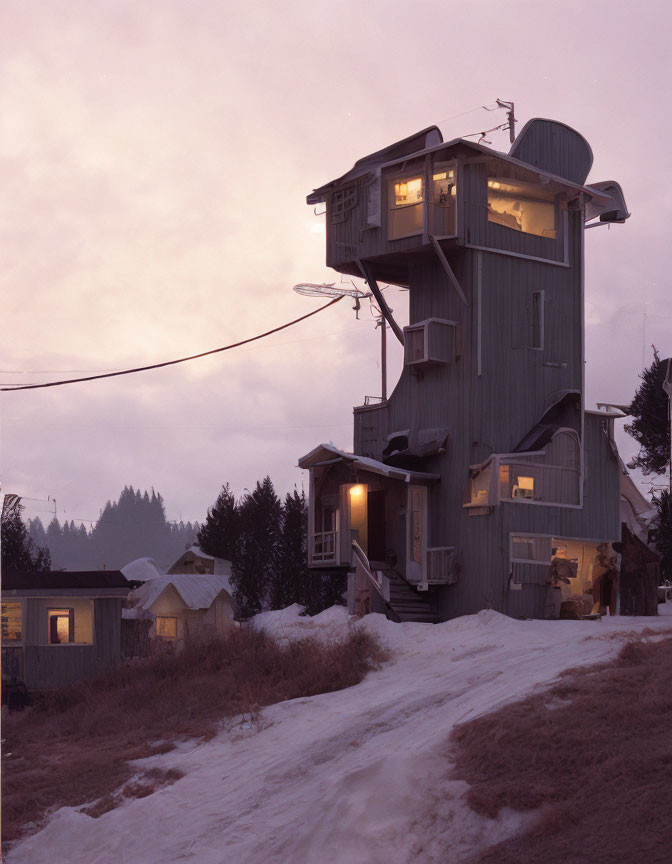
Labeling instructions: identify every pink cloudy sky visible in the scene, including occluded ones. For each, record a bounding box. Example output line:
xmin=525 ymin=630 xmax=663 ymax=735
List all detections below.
xmin=1 ymin=0 xmax=671 ymax=527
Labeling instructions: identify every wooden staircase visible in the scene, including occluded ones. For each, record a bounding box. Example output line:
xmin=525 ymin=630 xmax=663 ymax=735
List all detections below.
xmin=375 ymin=565 xmax=440 ymax=624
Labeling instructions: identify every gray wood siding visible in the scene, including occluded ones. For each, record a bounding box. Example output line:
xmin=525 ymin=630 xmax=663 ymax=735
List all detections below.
xmin=346 ymin=207 xmax=619 ymax=621
xmin=20 ymin=597 xmax=123 ymax=689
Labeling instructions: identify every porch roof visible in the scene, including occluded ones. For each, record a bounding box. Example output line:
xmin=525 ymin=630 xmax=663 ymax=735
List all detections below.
xmin=297 ymin=443 xmax=440 ymax=483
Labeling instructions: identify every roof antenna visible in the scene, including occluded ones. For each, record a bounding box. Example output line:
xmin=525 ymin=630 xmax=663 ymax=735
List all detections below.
xmin=496 ymin=99 xmax=517 ymax=144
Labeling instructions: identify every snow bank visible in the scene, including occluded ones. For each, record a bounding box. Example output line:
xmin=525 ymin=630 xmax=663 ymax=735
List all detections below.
xmin=11 ymin=609 xmax=672 ymax=864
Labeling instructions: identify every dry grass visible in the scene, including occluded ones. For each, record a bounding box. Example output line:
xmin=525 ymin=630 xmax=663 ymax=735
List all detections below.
xmin=450 ymin=636 xmax=672 ymax=864
xmin=2 ymin=626 xmax=383 ymax=850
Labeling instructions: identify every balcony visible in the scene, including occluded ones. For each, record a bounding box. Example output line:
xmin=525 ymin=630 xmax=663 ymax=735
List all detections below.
xmin=353 ymin=400 xmax=388 ymax=460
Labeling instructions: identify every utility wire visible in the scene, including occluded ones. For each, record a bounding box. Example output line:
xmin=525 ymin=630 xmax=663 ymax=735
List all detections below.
xmin=1 ymin=296 xmax=343 ymax=392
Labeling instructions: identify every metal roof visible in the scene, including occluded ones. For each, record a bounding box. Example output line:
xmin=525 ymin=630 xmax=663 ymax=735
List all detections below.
xmin=130 ymin=571 xmax=233 ymax=612
xmin=2 ymin=568 xmax=130 ymax=592
xmin=307 ymin=131 xmax=615 ymax=208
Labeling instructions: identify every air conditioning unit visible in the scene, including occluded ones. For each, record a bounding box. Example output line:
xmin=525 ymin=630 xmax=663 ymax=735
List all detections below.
xmin=425 ymin=547 xmax=458 ymax=585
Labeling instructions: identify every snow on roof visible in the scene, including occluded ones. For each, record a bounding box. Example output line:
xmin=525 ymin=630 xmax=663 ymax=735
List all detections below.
xmin=121 ymin=557 xmax=162 ymax=583
xmin=170 ymin=545 xmax=232 ymax=576
xmin=131 ymin=572 xmax=233 ymax=612
xmin=297 ymin=443 xmax=440 ymax=483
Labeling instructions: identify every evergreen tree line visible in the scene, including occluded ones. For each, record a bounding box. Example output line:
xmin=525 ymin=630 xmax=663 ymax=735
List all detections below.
xmin=197 ymin=478 xmax=342 ymax=617
xmin=27 ymin=486 xmax=198 ymax=571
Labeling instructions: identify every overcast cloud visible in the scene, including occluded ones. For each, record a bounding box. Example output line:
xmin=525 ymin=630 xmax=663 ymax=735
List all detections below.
xmin=1 ymin=0 xmax=670 ymax=527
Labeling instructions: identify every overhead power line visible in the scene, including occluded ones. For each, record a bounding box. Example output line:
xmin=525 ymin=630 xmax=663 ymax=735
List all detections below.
xmin=1 ymin=296 xmax=343 ymax=393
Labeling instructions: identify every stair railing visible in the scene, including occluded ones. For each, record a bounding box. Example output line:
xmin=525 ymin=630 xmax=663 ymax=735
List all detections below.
xmin=352 ymin=540 xmax=390 ymax=603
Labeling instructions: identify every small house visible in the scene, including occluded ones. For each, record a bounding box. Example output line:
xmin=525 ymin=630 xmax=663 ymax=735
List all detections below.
xmin=123 ymin=547 xmax=235 ymax=644
xmin=1 ymin=568 xmax=130 ymax=689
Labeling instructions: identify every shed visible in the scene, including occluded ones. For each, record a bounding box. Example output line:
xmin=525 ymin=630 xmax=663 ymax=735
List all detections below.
xmin=1 ymin=569 xmax=130 ymax=690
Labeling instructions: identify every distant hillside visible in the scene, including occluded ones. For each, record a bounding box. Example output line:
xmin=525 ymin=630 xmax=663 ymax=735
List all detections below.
xmin=28 ymin=487 xmax=198 ymax=571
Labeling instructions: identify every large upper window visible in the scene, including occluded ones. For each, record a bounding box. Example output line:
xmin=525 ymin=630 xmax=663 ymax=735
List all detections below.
xmin=388 ymin=175 xmax=424 ymax=240
xmin=487 ymin=178 xmax=556 ymax=239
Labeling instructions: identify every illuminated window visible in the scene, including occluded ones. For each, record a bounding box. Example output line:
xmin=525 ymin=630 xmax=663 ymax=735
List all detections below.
xmin=464 ymin=463 xmax=493 ymax=507
xmin=156 ymin=617 xmax=178 ymax=639
xmin=513 ymin=476 xmax=535 ymax=499
xmin=1 ymin=602 xmax=22 ymax=642
xmin=48 ymin=609 xmax=73 ymax=644
xmin=388 ymin=174 xmax=424 ymax=240
xmin=487 ymin=178 xmax=556 ymax=239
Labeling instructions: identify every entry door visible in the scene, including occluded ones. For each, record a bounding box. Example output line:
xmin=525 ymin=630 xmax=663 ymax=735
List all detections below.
xmin=367 ymin=490 xmax=386 ymax=564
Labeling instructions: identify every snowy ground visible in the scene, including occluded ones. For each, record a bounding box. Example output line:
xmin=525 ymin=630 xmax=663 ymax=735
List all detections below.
xmin=10 ymin=605 xmax=672 ymax=864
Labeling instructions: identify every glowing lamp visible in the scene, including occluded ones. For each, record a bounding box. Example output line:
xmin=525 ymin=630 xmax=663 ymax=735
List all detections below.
xmin=349 ymin=485 xmax=365 ymax=498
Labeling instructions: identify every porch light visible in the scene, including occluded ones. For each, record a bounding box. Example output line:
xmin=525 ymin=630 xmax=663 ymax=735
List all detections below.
xmin=349 ymin=484 xmax=365 ymax=498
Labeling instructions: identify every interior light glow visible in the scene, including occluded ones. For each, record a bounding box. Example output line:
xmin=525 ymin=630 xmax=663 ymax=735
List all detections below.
xmin=518 ymin=476 xmax=534 ymax=490
xmin=433 ymin=171 xmax=447 ymax=181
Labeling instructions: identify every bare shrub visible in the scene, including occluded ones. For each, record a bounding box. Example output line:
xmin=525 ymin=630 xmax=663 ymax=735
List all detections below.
xmin=450 ymin=636 xmax=672 ymax=864
xmin=2 ymin=626 xmax=382 ymax=850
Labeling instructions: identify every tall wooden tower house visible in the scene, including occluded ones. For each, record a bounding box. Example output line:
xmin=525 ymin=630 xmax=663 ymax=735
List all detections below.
xmin=298 ymin=118 xmax=630 ymax=621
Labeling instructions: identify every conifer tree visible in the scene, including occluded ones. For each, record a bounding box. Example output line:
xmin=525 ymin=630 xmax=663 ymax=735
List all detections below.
xmin=650 ymin=490 xmax=672 ymax=582
xmin=625 ymin=348 xmax=671 ymax=476
xmin=1 ymin=500 xmax=51 ymax=575
xmin=198 ymin=484 xmax=239 ymax=561
xmin=270 ymin=490 xmax=309 ymax=609
xmin=232 ymin=477 xmax=281 ymax=618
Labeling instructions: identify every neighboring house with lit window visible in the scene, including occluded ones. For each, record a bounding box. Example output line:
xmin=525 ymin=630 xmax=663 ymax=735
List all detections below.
xmin=123 ymin=549 xmax=235 ymax=645
xmin=1 ymin=568 xmax=130 ymax=689
xmin=299 ymin=117 xmax=632 ymax=622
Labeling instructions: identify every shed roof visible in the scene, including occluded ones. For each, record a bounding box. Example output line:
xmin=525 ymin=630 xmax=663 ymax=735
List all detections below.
xmin=2 ymin=568 xmax=130 ymax=592
xmin=297 ymin=443 xmax=440 ymax=482
xmin=130 ymin=572 xmax=233 ymax=612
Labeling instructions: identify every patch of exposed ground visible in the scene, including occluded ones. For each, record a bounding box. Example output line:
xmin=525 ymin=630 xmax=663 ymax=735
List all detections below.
xmin=1 ymin=626 xmax=383 ymax=851
xmin=450 ymin=636 xmax=672 ymax=864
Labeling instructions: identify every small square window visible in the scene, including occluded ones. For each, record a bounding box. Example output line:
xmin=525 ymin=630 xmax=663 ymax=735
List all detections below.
xmin=156 ymin=616 xmax=178 ymax=639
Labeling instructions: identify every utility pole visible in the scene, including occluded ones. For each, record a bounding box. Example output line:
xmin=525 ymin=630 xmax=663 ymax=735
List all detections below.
xmin=379 ymin=317 xmax=387 ymax=401
xmin=663 ymin=358 xmax=672 ymax=495
xmin=496 ymin=99 xmax=517 ymax=144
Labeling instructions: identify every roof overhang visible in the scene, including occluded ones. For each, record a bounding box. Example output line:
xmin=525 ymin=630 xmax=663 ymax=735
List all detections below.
xmin=307 ymin=135 xmax=616 ymax=209
xmin=298 ymin=443 xmax=440 ymax=483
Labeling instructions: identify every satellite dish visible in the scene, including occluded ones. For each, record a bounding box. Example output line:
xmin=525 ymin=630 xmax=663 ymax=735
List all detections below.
xmin=293 ymin=282 xmax=370 ymax=300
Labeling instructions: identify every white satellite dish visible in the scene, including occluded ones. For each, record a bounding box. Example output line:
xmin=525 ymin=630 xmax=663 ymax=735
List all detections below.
xmin=293 ymin=282 xmax=370 ymax=300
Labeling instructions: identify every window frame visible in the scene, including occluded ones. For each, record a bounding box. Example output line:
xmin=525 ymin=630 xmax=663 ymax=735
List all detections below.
xmin=47 ymin=607 xmax=74 ymax=645
xmin=487 ymin=176 xmax=559 ymax=241
xmin=156 ymin=616 xmax=178 ymax=639
xmin=530 ymin=289 xmax=544 ymax=350
xmin=387 ymin=169 xmax=426 ymax=241
xmin=1 ymin=600 xmax=23 ymax=645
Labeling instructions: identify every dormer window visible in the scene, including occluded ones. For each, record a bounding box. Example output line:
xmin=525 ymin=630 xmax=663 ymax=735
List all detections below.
xmin=487 ymin=178 xmax=556 ymax=239
xmin=388 ymin=174 xmax=424 ymax=240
